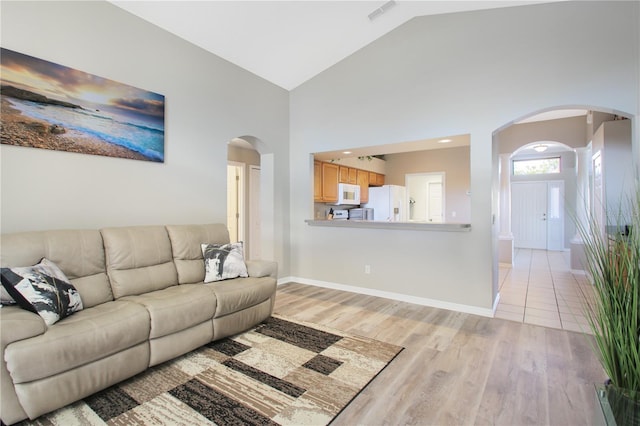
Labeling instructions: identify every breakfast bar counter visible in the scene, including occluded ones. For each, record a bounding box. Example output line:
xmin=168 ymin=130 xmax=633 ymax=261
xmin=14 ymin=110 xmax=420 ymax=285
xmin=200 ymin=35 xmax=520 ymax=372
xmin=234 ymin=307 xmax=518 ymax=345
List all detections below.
xmin=305 ymin=219 xmax=471 ymax=232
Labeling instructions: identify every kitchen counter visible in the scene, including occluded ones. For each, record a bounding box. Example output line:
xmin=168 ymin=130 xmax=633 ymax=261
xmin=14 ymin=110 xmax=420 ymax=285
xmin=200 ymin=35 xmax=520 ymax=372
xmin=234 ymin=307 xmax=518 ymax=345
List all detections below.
xmin=305 ymin=219 xmax=471 ymax=232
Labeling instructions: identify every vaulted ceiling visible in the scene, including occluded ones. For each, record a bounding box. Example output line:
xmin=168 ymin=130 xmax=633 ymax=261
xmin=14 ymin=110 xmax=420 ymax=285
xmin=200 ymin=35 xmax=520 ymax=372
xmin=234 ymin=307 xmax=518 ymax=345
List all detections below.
xmin=111 ymin=1 xmax=563 ymax=91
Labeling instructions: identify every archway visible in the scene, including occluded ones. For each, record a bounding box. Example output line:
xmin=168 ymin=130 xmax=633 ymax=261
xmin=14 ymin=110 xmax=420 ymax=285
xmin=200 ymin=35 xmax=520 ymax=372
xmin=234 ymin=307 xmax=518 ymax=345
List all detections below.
xmin=492 ymin=106 xmax=635 ymax=320
xmin=227 ymin=136 xmax=275 ymax=262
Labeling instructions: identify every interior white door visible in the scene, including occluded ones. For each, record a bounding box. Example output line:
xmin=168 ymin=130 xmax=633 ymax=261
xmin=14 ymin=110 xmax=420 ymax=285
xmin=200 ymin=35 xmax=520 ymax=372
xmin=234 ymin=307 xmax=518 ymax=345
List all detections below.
xmin=227 ymin=165 xmax=239 ymax=242
xmin=512 ymin=182 xmax=548 ymax=249
xmin=227 ymin=163 xmax=244 ymax=243
xmin=406 ymin=172 xmax=444 ymax=222
xmin=249 ymin=166 xmax=261 ymax=260
xmin=427 ymin=182 xmax=443 ymax=223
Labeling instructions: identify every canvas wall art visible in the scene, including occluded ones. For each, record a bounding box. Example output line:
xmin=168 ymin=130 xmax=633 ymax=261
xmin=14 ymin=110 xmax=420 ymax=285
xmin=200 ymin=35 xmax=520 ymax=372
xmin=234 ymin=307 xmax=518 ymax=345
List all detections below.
xmin=0 ymin=48 xmax=165 ymax=162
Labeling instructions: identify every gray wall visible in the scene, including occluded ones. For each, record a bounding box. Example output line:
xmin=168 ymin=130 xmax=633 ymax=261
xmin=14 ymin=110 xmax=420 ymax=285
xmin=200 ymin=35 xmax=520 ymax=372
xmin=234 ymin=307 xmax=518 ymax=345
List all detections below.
xmin=289 ymin=1 xmax=639 ymax=312
xmin=0 ymin=1 xmax=290 ymax=274
xmin=1 ymin=1 xmax=638 ymax=313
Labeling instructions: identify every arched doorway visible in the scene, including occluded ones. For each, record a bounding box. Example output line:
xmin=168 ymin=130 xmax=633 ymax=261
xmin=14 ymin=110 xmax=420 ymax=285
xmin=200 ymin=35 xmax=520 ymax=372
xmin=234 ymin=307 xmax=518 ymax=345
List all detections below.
xmin=227 ymin=136 xmax=275 ymax=261
xmin=495 ymin=108 xmax=634 ymax=265
xmin=492 ymin=107 xmax=635 ymax=330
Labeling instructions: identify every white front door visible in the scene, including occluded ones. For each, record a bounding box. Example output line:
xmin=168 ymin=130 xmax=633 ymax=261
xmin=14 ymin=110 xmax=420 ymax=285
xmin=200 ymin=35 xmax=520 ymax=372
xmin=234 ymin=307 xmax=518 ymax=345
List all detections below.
xmin=512 ymin=181 xmax=565 ymax=250
xmin=512 ymin=182 xmax=548 ymax=249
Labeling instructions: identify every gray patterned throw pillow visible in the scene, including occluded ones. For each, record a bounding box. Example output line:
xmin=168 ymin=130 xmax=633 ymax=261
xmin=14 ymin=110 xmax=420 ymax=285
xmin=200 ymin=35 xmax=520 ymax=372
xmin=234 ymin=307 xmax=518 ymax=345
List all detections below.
xmin=0 ymin=258 xmax=83 ymax=325
xmin=201 ymin=242 xmax=248 ymax=282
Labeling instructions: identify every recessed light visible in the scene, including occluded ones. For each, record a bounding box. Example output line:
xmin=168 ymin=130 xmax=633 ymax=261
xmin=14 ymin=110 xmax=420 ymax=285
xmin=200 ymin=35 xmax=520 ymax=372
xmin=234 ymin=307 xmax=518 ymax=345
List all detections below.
xmin=438 ymin=139 xmax=452 ymax=144
xmin=343 ymin=151 xmax=352 ymax=154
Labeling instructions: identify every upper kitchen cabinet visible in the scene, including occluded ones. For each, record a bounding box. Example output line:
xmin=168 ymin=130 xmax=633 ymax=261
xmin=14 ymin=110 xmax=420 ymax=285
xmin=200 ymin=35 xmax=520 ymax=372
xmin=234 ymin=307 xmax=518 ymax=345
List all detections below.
xmin=315 ymin=160 xmax=383 ymax=204
xmin=357 ymin=169 xmax=370 ymax=203
xmin=348 ymin=167 xmax=358 ymax=184
xmin=339 ymin=166 xmax=358 ymax=184
xmin=339 ymin=166 xmax=349 ymax=183
xmin=369 ymin=172 xmax=385 ymax=187
xmin=318 ymin=162 xmax=339 ymax=203
xmin=314 ymin=161 xmax=323 ymax=202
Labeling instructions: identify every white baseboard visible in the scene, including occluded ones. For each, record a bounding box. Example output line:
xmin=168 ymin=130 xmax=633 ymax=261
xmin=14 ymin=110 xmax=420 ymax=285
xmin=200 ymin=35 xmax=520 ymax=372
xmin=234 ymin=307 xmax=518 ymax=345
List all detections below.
xmin=278 ymin=277 xmax=495 ymax=318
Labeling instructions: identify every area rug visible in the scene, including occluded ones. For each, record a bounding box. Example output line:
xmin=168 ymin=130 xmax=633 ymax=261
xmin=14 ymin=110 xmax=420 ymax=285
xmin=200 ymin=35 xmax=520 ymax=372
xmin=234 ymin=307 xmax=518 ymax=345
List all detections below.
xmin=19 ymin=314 xmax=403 ymax=425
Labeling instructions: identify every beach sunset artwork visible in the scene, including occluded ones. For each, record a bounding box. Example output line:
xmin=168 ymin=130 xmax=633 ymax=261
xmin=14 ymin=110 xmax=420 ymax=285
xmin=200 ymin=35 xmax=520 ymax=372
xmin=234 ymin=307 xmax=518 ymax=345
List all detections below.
xmin=0 ymin=48 xmax=165 ymax=162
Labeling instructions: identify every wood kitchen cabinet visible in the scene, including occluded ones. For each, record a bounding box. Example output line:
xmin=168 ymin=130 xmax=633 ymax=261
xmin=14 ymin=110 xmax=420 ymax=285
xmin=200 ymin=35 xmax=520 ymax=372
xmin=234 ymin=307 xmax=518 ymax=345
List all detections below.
xmin=339 ymin=166 xmax=358 ymax=185
xmin=314 ymin=161 xmax=323 ymax=202
xmin=357 ymin=169 xmax=369 ymax=204
xmin=369 ymin=172 xmax=385 ymax=187
xmin=315 ymin=160 xmax=383 ymax=204
xmin=339 ymin=166 xmax=349 ymax=183
xmin=314 ymin=161 xmax=339 ymax=203
xmin=348 ymin=167 xmax=358 ymax=184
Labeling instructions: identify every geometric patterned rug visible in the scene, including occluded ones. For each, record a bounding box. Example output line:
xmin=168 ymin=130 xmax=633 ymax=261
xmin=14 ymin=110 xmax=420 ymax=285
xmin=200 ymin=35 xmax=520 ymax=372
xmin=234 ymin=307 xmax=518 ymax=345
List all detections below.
xmin=17 ymin=314 xmax=403 ymax=425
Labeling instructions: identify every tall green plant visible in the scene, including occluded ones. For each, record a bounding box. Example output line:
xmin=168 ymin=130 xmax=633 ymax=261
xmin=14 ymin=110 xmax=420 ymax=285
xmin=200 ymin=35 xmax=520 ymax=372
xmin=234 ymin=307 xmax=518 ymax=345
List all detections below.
xmin=576 ymin=196 xmax=640 ymax=399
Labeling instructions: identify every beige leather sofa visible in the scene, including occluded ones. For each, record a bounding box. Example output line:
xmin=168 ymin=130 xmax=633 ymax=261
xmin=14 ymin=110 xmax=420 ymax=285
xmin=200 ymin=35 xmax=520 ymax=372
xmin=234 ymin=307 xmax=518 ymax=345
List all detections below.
xmin=0 ymin=224 xmax=277 ymax=425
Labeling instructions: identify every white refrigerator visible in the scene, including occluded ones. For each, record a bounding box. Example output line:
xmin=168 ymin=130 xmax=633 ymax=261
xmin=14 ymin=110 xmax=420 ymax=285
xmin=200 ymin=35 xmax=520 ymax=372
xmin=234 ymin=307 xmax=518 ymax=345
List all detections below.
xmin=365 ymin=185 xmax=406 ymax=222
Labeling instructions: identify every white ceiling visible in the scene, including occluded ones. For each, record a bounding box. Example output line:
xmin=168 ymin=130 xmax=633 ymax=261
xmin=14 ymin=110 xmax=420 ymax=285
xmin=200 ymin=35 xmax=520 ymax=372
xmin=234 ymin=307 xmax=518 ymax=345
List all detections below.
xmin=111 ymin=0 xmax=561 ymax=91
xmin=113 ymin=0 xmax=583 ymax=155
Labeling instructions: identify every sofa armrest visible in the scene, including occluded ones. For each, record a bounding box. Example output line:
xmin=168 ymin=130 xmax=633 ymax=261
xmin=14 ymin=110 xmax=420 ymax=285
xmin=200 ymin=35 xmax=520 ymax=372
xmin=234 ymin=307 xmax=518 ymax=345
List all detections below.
xmin=1 ymin=306 xmax=46 ymax=424
xmin=1 ymin=306 xmax=46 ymax=347
xmin=245 ymin=260 xmax=278 ymax=279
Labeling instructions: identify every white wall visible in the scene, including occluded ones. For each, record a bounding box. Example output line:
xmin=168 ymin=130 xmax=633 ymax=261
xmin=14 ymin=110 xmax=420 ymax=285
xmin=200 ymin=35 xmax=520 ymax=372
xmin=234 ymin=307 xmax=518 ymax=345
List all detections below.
xmin=0 ymin=1 xmax=290 ymax=273
xmin=289 ymin=1 xmax=639 ymax=312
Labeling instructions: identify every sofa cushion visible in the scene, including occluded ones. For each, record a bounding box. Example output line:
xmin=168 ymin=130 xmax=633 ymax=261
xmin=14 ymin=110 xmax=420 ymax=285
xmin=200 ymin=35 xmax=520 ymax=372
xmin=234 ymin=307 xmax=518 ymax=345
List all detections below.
xmin=101 ymin=226 xmax=178 ymax=298
xmin=202 ymin=242 xmax=248 ymax=282
xmin=206 ymin=276 xmax=276 ymax=318
xmin=4 ymin=301 xmax=150 ymax=384
xmin=0 ymin=229 xmax=112 ymax=309
xmin=121 ymin=284 xmax=216 ymax=339
xmin=166 ymin=224 xmax=230 ymax=284
xmin=1 ymin=258 xmax=83 ymax=325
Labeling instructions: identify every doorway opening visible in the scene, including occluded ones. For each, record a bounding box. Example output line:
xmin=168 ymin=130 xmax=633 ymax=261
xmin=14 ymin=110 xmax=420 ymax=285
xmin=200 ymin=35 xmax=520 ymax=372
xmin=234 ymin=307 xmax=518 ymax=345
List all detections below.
xmin=406 ymin=172 xmax=445 ymax=223
xmin=227 ymin=137 xmax=267 ymax=261
xmin=493 ymin=106 xmax=635 ymax=317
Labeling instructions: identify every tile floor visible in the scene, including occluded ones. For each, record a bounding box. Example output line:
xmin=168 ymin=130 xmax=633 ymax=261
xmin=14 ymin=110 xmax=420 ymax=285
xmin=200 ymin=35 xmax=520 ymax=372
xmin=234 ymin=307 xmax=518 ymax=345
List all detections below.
xmin=496 ymin=248 xmax=595 ymax=333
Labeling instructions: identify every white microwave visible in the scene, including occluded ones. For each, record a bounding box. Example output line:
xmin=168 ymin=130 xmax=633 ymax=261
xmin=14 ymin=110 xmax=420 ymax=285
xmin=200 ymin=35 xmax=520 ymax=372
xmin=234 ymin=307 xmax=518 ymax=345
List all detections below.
xmin=335 ymin=183 xmax=360 ymax=205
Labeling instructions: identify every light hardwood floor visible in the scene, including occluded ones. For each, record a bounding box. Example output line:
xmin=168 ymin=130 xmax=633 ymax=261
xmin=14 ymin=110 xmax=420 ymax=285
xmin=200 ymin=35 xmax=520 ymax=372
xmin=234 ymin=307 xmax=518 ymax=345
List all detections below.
xmin=274 ymin=282 xmax=605 ymax=425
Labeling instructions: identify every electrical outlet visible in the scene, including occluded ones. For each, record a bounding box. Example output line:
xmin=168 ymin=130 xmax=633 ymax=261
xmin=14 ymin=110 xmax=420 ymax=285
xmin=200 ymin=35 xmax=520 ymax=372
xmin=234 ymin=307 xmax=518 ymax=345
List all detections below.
xmin=365 ymin=265 xmax=371 ymax=274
